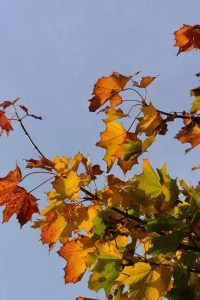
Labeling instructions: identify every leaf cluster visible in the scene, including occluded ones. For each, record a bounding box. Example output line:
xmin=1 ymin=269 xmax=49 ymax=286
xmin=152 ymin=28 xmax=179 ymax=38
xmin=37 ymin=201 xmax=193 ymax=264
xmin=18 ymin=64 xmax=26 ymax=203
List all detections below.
xmin=0 ymin=24 xmax=200 ymax=300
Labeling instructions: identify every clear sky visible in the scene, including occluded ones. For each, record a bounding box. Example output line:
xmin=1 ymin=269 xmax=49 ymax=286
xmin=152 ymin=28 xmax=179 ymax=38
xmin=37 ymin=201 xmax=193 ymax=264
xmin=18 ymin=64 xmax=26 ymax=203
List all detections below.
xmin=0 ymin=1 xmax=200 ymax=299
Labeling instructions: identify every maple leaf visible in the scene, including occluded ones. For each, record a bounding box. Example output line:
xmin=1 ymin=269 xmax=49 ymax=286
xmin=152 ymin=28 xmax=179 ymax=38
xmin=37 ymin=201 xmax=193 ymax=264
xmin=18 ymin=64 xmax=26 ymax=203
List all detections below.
xmin=0 ymin=167 xmax=22 ymax=193
xmin=175 ymin=122 xmax=200 ymax=153
xmin=89 ymin=72 xmax=131 ymax=112
xmin=96 ymin=240 xmax=122 ymax=260
xmin=88 ymin=259 xmax=121 ymax=296
xmin=0 ymin=167 xmax=38 ymax=226
xmin=76 ymin=205 xmax=101 ymax=232
xmin=0 ymin=110 xmax=13 ymax=136
xmin=52 ymin=170 xmax=82 ymax=200
xmin=58 ymin=236 xmax=96 ymax=283
xmin=132 ymin=76 xmax=157 ymax=88
xmin=136 ymin=159 xmax=162 ymax=199
xmin=96 ymin=120 xmax=127 ymax=172
xmin=174 ymin=24 xmax=200 ymax=55
xmin=33 ymin=199 xmax=77 ymax=247
xmin=136 ymin=103 xmax=166 ymax=136
xmin=0 ymin=186 xmax=38 ymax=226
xmin=116 ymin=262 xmax=171 ymax=300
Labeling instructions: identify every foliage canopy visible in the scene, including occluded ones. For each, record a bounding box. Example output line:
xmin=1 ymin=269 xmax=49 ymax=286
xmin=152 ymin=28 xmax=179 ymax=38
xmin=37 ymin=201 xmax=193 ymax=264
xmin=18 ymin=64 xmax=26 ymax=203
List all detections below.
xmin=1 ymin=24 xmax=200 ymax=300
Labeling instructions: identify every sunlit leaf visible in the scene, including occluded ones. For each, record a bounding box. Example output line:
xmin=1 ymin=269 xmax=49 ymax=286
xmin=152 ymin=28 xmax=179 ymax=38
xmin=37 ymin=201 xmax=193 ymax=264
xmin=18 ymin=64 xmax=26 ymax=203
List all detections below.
xmin=89 ymin=72 xmax=131 ymax=112
xmin=58 ymin=236 xmax=96 ymax=283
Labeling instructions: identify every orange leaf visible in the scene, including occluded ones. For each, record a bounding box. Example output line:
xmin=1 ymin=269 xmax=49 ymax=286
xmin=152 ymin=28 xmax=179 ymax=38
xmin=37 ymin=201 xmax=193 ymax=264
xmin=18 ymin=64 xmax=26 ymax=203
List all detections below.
xmin=0 ymin=167 xmax=22 ymax=195
xmin=174 ymin=24 xmax=200 ymax=55
xmin=175 ymin=123 xmax=200 ymax=153
xmin=33 ymin=201 xmax=77 ymax=248
xmin=89 ymin=72 xmax=131 ymax=112
xmin=0 ymin=186 xmax=38 ymax=226
xmin=0 ymin=111 xmax=13 ymax=136
xmin=0 ymin=167 xmax=38 ymax=226
xmin=133 ymin=76 xmax=157 ymax=88
xmin=58 ymin=236 xmax=96 ymax=283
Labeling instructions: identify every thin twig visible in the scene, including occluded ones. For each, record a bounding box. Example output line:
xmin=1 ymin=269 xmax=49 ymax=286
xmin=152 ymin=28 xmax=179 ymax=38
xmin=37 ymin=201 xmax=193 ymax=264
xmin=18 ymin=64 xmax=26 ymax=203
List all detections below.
xmin=14 ymin=105 xmax=46 ymax=158
xmin=28 ymin=176 xmax=55 ymax=194
xmin=21 ymin=171 xmax=55 ymax=182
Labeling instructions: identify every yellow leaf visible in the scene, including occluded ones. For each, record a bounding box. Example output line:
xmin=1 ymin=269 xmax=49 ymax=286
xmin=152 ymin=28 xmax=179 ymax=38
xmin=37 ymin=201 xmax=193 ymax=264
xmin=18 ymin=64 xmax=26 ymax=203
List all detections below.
xmin=96 ymin=120 xmax=127 ymax=172
xmin=52 ymin=170 xmax=80 ymax=200
xmin=76 ymin=205 xmax=101 ymax=232
xmin=96 ymin=240 xmax=122 ymax=260
xmin=116 ymin=262 xmax=171 ymax=300
xmin=136 ymin=103 xmax=165 ymax=136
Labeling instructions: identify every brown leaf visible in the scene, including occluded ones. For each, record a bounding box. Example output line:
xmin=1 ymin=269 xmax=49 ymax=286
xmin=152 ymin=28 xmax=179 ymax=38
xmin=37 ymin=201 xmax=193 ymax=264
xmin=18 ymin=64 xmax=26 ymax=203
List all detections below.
xmin=26 ymin=157 xmax=55 ymax=171
xmin=0 ymin=98 xmax=20 ymax=110
xmin=174 ymin=24 xmax=200 ymax=55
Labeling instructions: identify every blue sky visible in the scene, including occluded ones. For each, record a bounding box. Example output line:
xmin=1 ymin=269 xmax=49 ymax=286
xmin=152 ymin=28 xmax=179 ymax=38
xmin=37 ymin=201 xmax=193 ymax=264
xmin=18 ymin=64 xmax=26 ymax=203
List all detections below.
xmin=0 ymin=1 xmax=200 ymax=299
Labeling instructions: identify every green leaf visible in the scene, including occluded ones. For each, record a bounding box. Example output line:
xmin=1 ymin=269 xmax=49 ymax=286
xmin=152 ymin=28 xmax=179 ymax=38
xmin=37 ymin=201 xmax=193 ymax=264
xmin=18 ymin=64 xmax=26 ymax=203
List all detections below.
xmin=121 ymin=139 xmax=142 ymax=161
xmin=88 ymin=259 xmax=121 ymax=295
xmin=147 ymin=230 xmax=186 ymax=256
xmin=93 ymin=215 xmax=106 ymax=235
xmin=166 ymin=286 xmax=196 ymax=300
xmin=145 ymin=215 xmax=181 ymax=232
xmin=180 ymin=179 xmax=200 ymax=207
xmin=157 ymin=163 xmax=179 ymax=207
xmin=136 ymin=159 xmax=162 ymax=199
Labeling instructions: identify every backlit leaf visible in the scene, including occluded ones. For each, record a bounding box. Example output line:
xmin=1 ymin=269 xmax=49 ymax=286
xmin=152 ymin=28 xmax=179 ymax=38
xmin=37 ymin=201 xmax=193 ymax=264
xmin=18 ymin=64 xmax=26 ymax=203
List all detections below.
xmin=116 ymin=262 xmax=171 ymax=300
xmin=136 ymin=159 xmax=162 ymax=199
xmin=58 ymin=236 xmax=96 ymax=283
xmin=89 ymin=72 xmax=131 ymax=112
xmin=136 ymin=103 xmax=165 ymax=136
